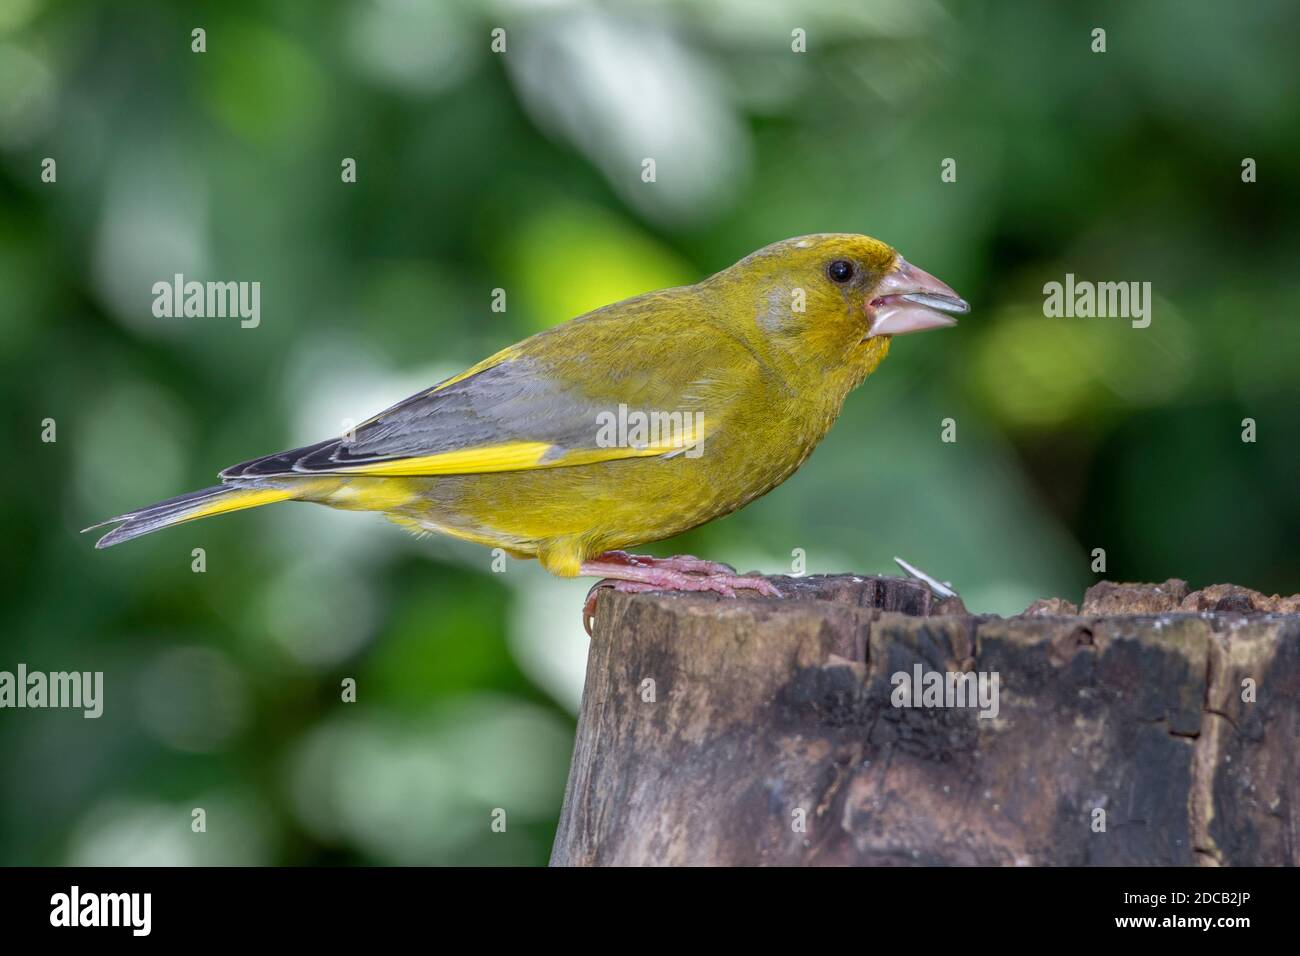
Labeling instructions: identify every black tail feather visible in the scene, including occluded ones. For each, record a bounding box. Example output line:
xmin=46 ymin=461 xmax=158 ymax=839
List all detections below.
xmin=86 ymin=485 xmax=239 ymax=548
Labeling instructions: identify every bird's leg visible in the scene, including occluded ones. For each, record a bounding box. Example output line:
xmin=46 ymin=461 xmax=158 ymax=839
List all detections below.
xmin=580 ymin=554 xmax=782 ymax=637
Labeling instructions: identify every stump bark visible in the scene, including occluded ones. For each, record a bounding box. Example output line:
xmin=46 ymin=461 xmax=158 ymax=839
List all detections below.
xmin=550 ymin=574 xmax=1300 ymax=866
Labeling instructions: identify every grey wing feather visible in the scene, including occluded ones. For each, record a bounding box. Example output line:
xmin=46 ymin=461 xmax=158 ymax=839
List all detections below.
xmin=221 ymin=358 xmax=623 ymax=478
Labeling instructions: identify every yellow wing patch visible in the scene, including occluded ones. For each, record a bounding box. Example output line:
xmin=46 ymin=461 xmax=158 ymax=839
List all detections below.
xmin=331 ymin=422 xmax=705 ymax=477
xmin=335 ymin=441 xmax=553 ymax=476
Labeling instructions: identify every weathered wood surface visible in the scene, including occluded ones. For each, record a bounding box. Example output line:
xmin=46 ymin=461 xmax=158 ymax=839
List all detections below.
xmin=551 ymin=574 xmax=1300 ymax=866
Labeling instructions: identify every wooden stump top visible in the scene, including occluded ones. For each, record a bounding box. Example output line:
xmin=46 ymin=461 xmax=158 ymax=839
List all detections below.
xmin=552 ymin=575 xmax=1300 ymax=866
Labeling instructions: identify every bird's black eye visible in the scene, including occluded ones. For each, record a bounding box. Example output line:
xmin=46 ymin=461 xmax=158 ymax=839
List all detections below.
xmin=827 ymin=259 xmax=854 ymax=283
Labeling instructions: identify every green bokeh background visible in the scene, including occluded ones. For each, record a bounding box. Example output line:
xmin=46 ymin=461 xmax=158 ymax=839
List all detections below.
xmin=1 ymin=0 xmax=1297 ymax=865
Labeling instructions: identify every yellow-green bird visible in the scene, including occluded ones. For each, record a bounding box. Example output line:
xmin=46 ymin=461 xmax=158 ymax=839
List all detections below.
xmin=88 ymin=234 xmax=967 ymax=628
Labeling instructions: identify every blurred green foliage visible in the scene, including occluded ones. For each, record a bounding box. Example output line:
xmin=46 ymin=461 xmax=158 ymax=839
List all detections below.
xmin=1 ymin=0 xmax=1298 ymax=865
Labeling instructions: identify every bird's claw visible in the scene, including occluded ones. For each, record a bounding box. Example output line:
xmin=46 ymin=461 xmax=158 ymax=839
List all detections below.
xmin=583 ymin=579 xmax=616 ymax=638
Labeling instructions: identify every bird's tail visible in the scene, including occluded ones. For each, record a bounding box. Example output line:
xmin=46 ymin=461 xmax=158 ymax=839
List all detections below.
xmin=85 ymin=484 xmax=298 ymax=549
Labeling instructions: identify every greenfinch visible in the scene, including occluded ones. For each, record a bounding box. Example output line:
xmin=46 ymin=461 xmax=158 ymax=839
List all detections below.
xmin=89 ymin=234 xmax=968 ymax=624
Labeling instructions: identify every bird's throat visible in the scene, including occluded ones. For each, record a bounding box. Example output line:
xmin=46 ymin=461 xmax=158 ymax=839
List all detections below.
xmin=849 ymin=335 xmax=891 ymax=390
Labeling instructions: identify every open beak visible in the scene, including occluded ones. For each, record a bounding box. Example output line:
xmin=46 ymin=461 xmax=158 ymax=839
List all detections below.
xmin=866 ymin=257 xmax=969 ymax=338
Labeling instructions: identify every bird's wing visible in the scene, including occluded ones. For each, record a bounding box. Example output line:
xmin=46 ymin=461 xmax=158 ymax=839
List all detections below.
xmin=222 ymin=300 xmax=763 ymax=480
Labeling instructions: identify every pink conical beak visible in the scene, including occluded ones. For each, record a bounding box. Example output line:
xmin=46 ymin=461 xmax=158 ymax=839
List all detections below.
xmin=866 ymin=257 xmax=969 ymax=337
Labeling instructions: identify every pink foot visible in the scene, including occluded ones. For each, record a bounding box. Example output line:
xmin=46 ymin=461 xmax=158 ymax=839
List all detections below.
xmin=594 ymin=550 xmax=737 ymax=576
xmin=580 ymin=555 xmax=782 ymax=637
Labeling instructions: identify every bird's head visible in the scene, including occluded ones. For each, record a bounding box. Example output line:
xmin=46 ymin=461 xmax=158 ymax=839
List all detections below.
xmin=707 ymin=233 xmax=969 ymax=381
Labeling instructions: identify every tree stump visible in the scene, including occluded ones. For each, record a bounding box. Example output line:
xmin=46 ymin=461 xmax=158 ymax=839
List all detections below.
xmin=550 ymin=574 xmax=1300 ymax=866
